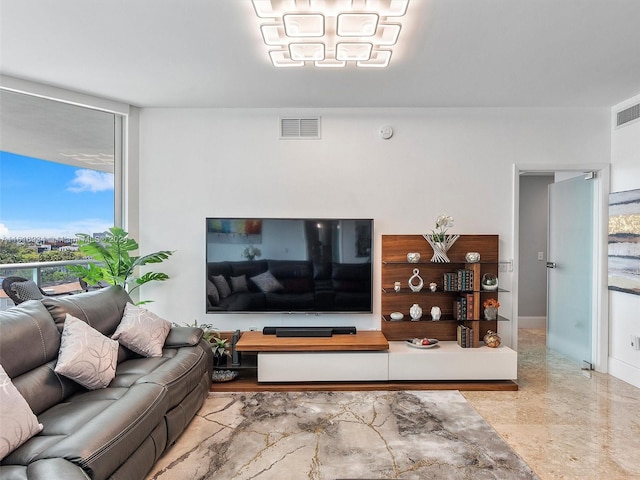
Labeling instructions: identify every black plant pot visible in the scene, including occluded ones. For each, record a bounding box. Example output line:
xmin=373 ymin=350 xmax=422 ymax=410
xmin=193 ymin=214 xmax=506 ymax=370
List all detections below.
xmin=213 ymin=355 xmax=228 ymax=368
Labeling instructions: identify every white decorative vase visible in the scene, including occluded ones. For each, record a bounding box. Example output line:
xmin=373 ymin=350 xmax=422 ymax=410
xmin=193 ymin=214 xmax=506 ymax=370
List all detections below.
xmin=465 ymin=252 xmax=481 ymax=263
xmin=408 ymin=268 xmax=424 ymax=292
xmin=410 ymin=303 xmax=423 ymax=321
xmin=423 ymin=234 xmax=460 ymax=263
xmin=430 ymin=306 xmax=441 ymax=321
xmin=406 ymin=252 xmax=421 ymax=263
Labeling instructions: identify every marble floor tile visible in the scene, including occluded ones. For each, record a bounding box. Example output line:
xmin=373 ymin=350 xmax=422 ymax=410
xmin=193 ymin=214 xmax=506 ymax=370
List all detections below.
xmin=463 ymin=329 xmax=640 ymax=480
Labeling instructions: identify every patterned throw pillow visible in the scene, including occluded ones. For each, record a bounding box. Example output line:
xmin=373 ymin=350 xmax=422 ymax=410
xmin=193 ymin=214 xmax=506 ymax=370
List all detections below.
xmin=212 ymin=275 xmax=231 ymax=298
xmin=0 ymin=364 xmax=43 ymax=460
xmin=54 ymin=314 xmax=119 ymax=390
xmin=10 ymin=280 xmax=44 ymax=301
xmin=250 ymin=271 xmax=284 ymax=293
xmin=112 ymin=303 xmax=171 ymax=357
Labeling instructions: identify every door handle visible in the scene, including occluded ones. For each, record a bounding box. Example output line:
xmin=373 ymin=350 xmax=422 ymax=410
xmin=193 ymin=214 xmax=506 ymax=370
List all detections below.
xmin=546 ymin=262 xmax=556 ymax=269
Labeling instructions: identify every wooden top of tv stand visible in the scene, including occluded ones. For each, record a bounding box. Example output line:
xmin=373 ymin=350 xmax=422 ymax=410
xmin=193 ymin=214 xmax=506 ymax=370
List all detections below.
xmin=236 ymin=330 xmax=389 ymax=352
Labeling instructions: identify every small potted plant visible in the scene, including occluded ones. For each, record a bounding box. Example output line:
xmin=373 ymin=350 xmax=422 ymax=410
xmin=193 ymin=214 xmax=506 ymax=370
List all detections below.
xmin=209 ymin=334 xmax=231 ymax=367
xmin=482 ymin=273 xmax=499 ymax=291
xmin=431 ymin=213 xmax=454 ymax=243
xmin=483 ymin=298 xmax=500 ymax=320
xmin=423 ymin=213 xmax=459 ymax=262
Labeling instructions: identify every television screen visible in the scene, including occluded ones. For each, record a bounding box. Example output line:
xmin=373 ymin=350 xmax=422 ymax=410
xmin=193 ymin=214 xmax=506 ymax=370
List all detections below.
xmin=205 ymin=218 xmax=373 ymax=314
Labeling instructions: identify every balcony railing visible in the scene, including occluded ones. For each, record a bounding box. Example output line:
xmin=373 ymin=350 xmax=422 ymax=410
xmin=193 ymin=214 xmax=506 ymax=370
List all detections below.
xmin=0 ymin=259 xmax=95 ymax=310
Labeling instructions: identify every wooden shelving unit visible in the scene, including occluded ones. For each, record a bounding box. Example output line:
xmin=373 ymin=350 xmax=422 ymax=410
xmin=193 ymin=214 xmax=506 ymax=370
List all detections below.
xmin=381 ymin=234 xmax=503 ymax=347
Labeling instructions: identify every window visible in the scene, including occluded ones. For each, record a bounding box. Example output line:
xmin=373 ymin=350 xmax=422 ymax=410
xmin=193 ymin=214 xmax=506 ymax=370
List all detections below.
xmin=0 ymin=88 xmax=125 ymax=304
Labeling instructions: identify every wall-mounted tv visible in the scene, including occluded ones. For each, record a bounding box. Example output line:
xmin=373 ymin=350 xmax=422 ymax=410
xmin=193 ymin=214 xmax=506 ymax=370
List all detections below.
xmin=205 ymin=218 xmax=373 ymax=314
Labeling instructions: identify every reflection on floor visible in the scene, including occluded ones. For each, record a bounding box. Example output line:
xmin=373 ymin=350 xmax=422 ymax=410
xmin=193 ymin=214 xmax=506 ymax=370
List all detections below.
xmin=464 ymin=328 xmax=640 ymax=479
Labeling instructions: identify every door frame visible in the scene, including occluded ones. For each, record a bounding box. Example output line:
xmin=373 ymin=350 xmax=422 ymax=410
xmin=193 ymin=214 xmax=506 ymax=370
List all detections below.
xmin=512 ymin=163 xmax=610 ymax=373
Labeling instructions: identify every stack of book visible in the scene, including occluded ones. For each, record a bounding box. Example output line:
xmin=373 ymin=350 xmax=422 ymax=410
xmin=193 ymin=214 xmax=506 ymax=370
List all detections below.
xmin=457 ymin=324 xmax=473 ymax=348
xmin=452 ymin=293 xmax=475 ymax=320
xmin=443 ymin=269 xmax=475 ymax=291
xmin=442 ymin=272 xmax=457 ymax=291
xmin=456 ymin=268 xmax=474 ymax=291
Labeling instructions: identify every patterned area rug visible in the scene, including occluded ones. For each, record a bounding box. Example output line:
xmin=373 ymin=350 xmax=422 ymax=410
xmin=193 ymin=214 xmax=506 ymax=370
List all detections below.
xmin=146 ymin=390 xmax=538 ymax=480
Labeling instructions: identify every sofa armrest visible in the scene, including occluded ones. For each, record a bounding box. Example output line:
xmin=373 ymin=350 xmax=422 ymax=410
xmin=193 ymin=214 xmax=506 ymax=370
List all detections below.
xmin=164 ymin=327 xmax=203 ymax=348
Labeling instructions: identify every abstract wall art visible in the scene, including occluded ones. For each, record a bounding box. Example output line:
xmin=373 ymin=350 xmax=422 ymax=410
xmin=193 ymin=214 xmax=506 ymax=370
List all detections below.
xmin=608 ymin=188 xmax=640 ymax=295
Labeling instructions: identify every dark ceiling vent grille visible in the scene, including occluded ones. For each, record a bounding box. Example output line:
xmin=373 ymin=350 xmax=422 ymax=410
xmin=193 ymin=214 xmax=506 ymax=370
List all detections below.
xmin=616 ymin=103 xmax=640 ymax=128
xmin=280 ymin=117 xmax=321 ymax=139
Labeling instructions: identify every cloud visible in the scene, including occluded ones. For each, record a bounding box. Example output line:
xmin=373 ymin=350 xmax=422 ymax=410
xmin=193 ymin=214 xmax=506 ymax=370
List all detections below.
xmin=67 ymin=169 xmax=114 ymax=193
xmin=0 ymin=220 xmax=112 ymax=239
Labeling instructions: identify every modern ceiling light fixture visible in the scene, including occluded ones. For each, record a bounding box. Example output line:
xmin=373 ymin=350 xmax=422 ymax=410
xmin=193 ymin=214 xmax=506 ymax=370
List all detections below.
xmin=251 ymin=0 xmax=410 ymax=68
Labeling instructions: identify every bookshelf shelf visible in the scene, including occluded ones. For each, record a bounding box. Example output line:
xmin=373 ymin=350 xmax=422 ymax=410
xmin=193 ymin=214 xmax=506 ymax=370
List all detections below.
xmin=381 ymin=234 xmax=505 ymax=348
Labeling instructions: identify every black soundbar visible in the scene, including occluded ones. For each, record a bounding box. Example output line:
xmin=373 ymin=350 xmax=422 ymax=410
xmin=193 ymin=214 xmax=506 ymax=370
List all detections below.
xmin=262 ymin=326 xmax=357 ymax=336
xmin=276 ymin=327 xmax=333 ymax=337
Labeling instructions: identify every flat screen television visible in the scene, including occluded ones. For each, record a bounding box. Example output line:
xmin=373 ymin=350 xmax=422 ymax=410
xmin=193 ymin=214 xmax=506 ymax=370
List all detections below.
xmin=205 ymin=218 xmax=373 ymax=314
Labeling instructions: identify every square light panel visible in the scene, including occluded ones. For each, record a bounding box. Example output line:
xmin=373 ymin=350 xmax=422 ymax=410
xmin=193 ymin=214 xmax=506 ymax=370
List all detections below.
xmin=251 ymin=0 xmax=410 ymax=68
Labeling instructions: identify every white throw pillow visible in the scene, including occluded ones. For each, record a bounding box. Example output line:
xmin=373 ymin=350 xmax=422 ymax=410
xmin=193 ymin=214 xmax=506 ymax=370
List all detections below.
xmin=0 ymin=364 xmax=43 ymax=460
xmin=55 ymin=314 xmax=119 ymax=390
xmin=251 ymin=271 xmax=284 ymax=293
xmin=112 ymin=303 xmax=171 ymax=357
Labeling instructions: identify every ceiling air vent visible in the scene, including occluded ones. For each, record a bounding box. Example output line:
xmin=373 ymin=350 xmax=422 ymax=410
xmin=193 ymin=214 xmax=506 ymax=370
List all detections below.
xmin=280 ymin=117 xmax=321 ymax=139
xmin=616 ymin=103 xmax=640 ymax=128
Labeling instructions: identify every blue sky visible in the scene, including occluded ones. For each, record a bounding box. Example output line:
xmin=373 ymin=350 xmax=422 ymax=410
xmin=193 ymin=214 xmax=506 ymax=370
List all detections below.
xmin=0 ymin=151 xmax=114 ymax=239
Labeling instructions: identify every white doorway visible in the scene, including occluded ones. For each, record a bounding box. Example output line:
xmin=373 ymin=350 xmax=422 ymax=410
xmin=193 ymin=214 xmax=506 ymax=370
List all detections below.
xmin=512 ymin=164 xmax=610 ymax=373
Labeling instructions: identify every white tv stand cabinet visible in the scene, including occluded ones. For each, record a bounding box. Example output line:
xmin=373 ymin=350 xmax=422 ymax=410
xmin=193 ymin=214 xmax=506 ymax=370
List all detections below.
xmin=235 ymin=331 xmax=517 ymax=383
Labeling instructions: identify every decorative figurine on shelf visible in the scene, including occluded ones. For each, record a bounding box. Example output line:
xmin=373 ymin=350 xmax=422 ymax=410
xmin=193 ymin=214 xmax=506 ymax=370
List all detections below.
xmin=423 ymin=213 xmax=459 ymax=262
xmin=430 ymin=305 xmax=441 ymax=321
xmin=465 ymin=251 xmax=481 ymax=263
xmin=408 ymin=268 xmax=424 ymax=292
xmin=482 ymin=273 xmax=499 ymax=291
xmin=483 ymin=298 xmax=500 ymax=320
xmin=394 ymin=281 xmax=401 ymax=293
xmin=483 ymin=330 xmax=501 ymax=348
xmin=429 ymin=282 xmax=437 ymax=292
xmin=407 ymin=252 xmax=421 ymax=263
xmin=410 ymin=303 xmax=423 ymax=321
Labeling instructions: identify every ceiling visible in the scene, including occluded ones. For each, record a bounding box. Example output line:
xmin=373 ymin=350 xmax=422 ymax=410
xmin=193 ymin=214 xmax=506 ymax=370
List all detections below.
xmin=0 ymin=90 xmax=115 ymax=171
xmin=1 ymin=0 xmax=640 ymax=109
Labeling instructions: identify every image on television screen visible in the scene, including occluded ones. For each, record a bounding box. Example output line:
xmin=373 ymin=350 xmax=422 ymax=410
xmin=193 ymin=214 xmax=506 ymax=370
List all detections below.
xmin=205 ymin=218 xmax=373 ymax=314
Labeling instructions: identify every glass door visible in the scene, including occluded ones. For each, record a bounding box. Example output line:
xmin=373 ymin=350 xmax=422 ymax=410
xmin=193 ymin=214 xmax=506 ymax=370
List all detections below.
xmin=547 ymin=175 xmax=594 ymax=366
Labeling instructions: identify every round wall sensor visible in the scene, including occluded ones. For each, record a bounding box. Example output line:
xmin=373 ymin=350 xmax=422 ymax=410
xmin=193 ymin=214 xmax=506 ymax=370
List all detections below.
xmin=380 ymin=125 xmax=393 ymax=139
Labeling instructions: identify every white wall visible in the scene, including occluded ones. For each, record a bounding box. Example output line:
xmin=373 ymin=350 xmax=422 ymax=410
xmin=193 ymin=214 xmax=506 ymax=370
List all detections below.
xmin=609 ymin=94 xmax=640 ymax=388
xmin=518 ymin=175 xmax=553 ymax=325
xmin=137 ymin=107 xmax=610 ymax=347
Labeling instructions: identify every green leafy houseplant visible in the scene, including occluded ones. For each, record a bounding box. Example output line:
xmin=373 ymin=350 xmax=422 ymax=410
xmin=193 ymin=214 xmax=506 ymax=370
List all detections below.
xmin=68 ymin=227 xmax=174 ymax=303
xmin=209 ymin=335 xmax=231 ymax=363
xmin=174 ymin=320 xmax=230 ymax=364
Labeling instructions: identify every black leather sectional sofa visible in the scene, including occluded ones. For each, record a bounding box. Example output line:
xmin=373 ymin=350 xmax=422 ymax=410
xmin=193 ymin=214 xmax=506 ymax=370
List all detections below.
xmin=0 ymin=286 xmax=212 ymax=480
xmin=206 ymin=259 xmax=371 ymax=312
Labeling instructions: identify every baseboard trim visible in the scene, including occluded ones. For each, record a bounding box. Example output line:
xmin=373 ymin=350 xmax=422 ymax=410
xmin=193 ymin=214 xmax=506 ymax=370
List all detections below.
xmin=518 ymin=316 xmax=546 ymax=329
xmin=608 ymin=357 xmax=640 ymax=389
